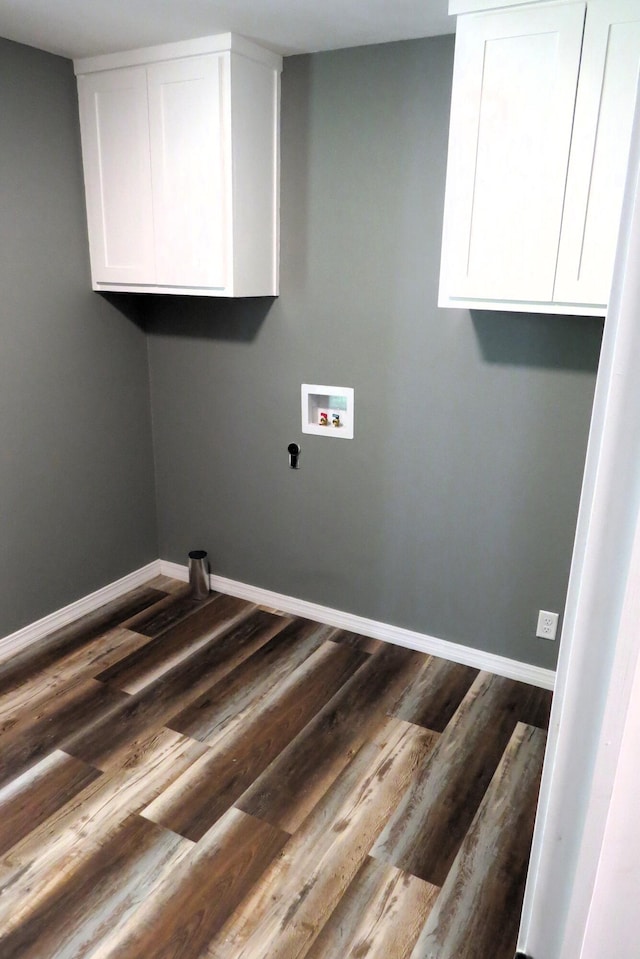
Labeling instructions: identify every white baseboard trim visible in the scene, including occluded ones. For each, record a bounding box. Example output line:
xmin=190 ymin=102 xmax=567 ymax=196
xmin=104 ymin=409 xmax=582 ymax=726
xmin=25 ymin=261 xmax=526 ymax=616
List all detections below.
xmin=1 ymin=558 xmax=555 ymax=691
xmin=160 ymin=561 xmax=555 ymax=690
xmin=0 ymin=560 xmax=162 ymax=661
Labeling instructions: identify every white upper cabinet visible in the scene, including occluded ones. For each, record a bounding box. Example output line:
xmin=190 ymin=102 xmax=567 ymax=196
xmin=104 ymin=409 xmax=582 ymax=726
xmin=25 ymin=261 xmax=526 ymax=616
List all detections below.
xmin=439 ymin=0 xmax=640 ymax=316
xmin=75 ymin=35 xmax=282 ymax=297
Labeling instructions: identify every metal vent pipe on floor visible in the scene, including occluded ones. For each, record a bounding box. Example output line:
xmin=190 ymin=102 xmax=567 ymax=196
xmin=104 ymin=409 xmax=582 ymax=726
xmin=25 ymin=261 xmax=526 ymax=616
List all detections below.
xmin=188 ymin=550 xmax=209 ymax=599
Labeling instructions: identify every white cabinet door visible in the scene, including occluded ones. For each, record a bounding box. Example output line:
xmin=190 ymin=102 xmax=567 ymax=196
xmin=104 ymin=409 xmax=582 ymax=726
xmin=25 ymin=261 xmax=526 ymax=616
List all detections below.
xmin=440 ymin=2 xmax=586 ymax=307
xmin=77 ymin=67 xmax=155 ymax=285
xmin=147 ymin=55 xmax=229 ymax=291
xmin=554 ymin=0 xmax=640 ymax=307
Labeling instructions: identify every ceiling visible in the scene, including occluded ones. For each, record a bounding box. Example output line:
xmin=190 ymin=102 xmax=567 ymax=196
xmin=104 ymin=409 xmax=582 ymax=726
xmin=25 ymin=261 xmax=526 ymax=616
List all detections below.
xmin=0 ymin=0 xmax=454 ymax=61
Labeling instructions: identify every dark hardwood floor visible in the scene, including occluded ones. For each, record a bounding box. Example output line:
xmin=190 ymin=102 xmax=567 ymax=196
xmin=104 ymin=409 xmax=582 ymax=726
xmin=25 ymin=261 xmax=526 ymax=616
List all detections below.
xmin=0 ymin=576 xmax=551 ymax=959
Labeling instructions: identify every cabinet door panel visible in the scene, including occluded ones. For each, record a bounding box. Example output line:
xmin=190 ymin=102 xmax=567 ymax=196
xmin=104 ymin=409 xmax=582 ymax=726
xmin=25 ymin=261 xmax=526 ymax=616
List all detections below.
xmin=77 ymin=68 xmax=155 ymax=285
xmin=555 ymin=1 xmax=640 ymax=307
xmin=440 ymin=3 xmax=585 ymax=305
xmin=148 ymin=55 xmax=228 ymax=291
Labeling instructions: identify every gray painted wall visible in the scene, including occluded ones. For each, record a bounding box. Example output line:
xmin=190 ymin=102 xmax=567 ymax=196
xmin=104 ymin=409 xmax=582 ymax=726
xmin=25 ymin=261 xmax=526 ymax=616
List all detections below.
xmin=0 ymin=38 xmax=158 ymax=636
xmin=146 ymin=37 xmax=603 ymax=669
xmin=0 ymin=33 xmax=600 ymax=668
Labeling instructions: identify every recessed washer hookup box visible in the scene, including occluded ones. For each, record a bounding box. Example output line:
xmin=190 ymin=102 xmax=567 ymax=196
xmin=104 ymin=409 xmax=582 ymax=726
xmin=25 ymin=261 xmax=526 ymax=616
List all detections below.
xmin=301 ymin=384 xmax=354 ymax=439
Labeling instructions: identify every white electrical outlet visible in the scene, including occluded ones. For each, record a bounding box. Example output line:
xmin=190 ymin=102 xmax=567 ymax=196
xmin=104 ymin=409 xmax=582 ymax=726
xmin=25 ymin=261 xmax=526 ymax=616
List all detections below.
xmin=536 ymin=609 xmax=559 ymax=641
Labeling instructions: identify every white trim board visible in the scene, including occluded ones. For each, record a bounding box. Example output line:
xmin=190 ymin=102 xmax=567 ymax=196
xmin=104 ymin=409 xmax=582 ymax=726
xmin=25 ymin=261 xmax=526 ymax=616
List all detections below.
xmin=160 ymin=560 xmax=555 ymax=690
xmin=0 ymin=560 xmax=162 ymax=662
xmin=0 ymin=558 xmax=555 ymax=691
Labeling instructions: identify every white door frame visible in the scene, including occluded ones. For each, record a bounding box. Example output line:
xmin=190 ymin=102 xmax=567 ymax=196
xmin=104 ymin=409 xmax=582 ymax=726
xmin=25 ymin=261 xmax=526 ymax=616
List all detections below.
xmin=518 ymin=81 xmax=640 ymax=958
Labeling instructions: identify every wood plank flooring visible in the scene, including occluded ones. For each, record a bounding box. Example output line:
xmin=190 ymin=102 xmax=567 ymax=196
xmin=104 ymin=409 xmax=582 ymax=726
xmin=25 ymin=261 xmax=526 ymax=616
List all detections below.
xmin=0 ymin=576 xmax=551 ymax=959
